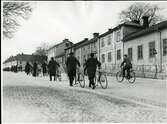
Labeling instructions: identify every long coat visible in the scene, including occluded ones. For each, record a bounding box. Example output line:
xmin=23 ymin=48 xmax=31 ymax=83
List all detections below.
xmin=48 ymin=60 xmax=59 ymax=75
xmin=85 ymin=58 xmax=101 ymax=78
xmin=25 ymin=63 xmax=31 ymax=74
xmin=42 ymin=62 xmax=47 ymax=73
xmin=66 ymin=56 xmax=80 ymax=76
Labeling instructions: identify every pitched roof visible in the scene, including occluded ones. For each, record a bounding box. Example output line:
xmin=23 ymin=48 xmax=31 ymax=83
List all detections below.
xmin=3 ymin=54 xmax=47 ymax=64
xmin=123 ymin=20 xmax=167 ymax=41
xmin=65 ymin=38 xmax=89 ymax=50
xmin=99 ymin=21 xmax=143 ymax=38
xmin=48 ymin=40 xmax=73 ymax=51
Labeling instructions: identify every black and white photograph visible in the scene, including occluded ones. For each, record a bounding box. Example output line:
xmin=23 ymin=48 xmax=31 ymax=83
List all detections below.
xmin=1 ymin=0 xmax=167 ymax=123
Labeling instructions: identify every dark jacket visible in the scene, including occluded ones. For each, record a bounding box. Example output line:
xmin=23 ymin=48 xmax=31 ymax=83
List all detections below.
xmin=25 ymin=63 xmax=31 ymax=73
xmin=42 ymin=62 xmax=47 ymax=73
xmin=85 ymin=58 xmax=101 ymax=78
xmin=121 ymin=57 xmax=132 ymax=68
xmin=66 ymin=56 xmax=80 ymax=72
xmin=48 ymin=60 xmax=60 ymax=75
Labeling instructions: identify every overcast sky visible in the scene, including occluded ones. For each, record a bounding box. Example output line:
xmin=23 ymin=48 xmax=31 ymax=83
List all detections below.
xmin=2 ymin=1 xmax=167 ymax=61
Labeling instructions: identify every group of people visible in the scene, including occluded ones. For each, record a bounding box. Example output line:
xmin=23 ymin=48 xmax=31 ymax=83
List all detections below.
xmin=65 ymin=52 xmax=132 ymax=89
xmin=25 ymin=58 xmax=61 ymax=81
xmin=66 ymin=52 xmax=101 ymax=89
xmin=25 ymin=61 xmax=48 ymax=77
xmin=24 ymin=52 xmax=132 ymax=89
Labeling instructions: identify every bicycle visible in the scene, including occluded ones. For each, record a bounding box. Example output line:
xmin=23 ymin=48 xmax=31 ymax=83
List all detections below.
xmin=74 ymin=68 xmax=85 ymax=88
xmin=116 ymin=67 xmax=136 ymax=83
xmin=94 ymin=69 xmax=108 ymax=89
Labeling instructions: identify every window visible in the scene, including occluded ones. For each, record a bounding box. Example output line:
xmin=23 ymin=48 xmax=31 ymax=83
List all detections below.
xmin=87 ymin=45 xmax=90 ymax=49
xmin=137 ymin=45 xmax=143 ymax=59
xmin=108 ymin=35 xmax=111 ymax=45
xmin=149 ymin=41 xmax=155 ymax=58
xmin=108 ymin=52 xmax=112 ymax=62
xmin=163 ymin=39 xmax=167 ymax=56
xmin=102 ymin=54 xmax=105 ymax=63
xmin=116 ymin=30 xmax=121 ymax=42
xmin=77 ymin=56 xmax=80 ymax=60
xmin=117 ymin=49 xmax=121 ymax=60
xmin=101 ymin=38 xmax=105 ymax=47
xmin=128 ymin=48 xmax=133 ymax=60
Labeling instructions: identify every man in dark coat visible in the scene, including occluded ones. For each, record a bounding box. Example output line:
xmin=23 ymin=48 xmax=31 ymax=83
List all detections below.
xmin=66 ymin=52 xmax=80 ymax=86
xmin=33 ymin=62 xmax=38 ymax=77
xmin=85 ymin=53 xmax=101 ymax=89
xmin=120 ymin=54 xmax=132 ymax=79
xmin=48 ymin=57 xmax=60 ymax=81
xmin=25 ymin=62 xmax=31 ymax=75
xmin=41 ymin=61 xmax=47 ymax=76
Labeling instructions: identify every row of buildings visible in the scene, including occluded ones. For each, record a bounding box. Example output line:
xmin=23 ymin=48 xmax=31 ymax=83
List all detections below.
xmin=3 ymin=53 xmax=47 ymax=71
xmin=3 ymin=16 xmax=167 ymax=78
xmin=47 ymin=16 xmax=167 ymax=78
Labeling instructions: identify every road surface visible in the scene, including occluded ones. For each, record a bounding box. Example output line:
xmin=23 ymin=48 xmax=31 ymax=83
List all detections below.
xmin=2 ymin=72 xmax=166 ymax=122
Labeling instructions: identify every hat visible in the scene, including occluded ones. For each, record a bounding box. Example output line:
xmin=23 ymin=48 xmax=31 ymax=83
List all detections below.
xmin=69 ymin=52 xmax=74 ymax=55
xmin=90 ymin=53 xmax=94 ymax=57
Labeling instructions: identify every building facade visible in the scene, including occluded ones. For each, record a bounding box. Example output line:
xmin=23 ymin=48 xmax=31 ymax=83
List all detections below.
xmin=65 ymin=33 xmax=99 ymax=66
xmin=123 ymin=20 xmax=167 ymax=74
xmin=47 ymin=39 xmax=73 ymax=64
xmin=98 ymin=21 xmax=143 ymax=72
xmin=3 ymin=53 xmax=47 ymax=71
xmin=48 ymin=17 xmax=167 ymax=78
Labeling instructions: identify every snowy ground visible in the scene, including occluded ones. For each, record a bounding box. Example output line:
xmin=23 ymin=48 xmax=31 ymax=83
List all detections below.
xmin=2 ymin=71 xmax=167 ymax=123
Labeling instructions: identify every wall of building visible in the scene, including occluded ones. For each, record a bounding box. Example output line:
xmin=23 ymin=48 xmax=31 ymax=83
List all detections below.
xmin=98 ymin=27 xmax=125 ymax=70
xmin=124 ymin=29 xmax=167 ymax=73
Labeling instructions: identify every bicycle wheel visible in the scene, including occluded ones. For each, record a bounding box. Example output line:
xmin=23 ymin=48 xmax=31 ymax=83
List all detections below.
xmin=78 ymin=74 xmax=85 ymax=88
xmin=128 ymin=71 xmax=136 ymax=83
xmin=99 ymin=74 xmax=108 ymax=89
xmin=116 ymin=71 xmax=124 ymax=82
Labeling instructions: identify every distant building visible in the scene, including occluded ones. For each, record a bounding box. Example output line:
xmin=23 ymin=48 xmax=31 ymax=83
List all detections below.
xmin=3 ymin=53 xmax=47 ymax=71
xmin=47 ymin=39 xmax=73 ymax=64
xmin=65 ymin=33 xmax=99 ymax=66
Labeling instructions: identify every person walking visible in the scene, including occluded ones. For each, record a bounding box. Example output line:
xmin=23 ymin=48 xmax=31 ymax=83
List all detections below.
xmin=41 ymin=61 xmax=48 ymax=76
xmin=66 ymin=52 xmax=80 ymax=86
xmin=48 ymin=57 xmax=60 ymax=81
xmin=84 ymin=53 xmax=101 ymax=89
xmin=32 ymin=62 xmax=38 ymax=77
xmin=25 ymin=62 xmax=31 ymax=75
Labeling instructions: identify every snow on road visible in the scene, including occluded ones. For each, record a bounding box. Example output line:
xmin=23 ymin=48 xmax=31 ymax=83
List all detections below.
xmin=2 ymin=72 xmax=167 ymax=122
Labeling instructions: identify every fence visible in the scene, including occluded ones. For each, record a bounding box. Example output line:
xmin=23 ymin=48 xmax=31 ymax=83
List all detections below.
xmin=61 ymin=63 xmax=166 ymax=79
xmin=101 ymin=64 xmax=167 ymax=79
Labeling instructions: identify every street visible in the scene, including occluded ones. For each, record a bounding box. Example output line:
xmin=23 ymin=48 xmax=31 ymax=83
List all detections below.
xmin=2 ymin=71 xmax=167 ymax=122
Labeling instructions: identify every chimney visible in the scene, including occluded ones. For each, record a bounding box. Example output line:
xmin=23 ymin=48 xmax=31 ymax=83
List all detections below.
xmin=142 ymin=16 xmax=149 ymax=28
xmin=84 ymin=38 xmax=88 ymax=41
xmin=108 ymin=28 xmax=112 ymax=31
xmin=93 ymin=33 xmax=99 ymax=38
xmin=132 ymin=20 xmax=140 ymax=24
xmin=63 ymin=38 xmax=69 ymax=42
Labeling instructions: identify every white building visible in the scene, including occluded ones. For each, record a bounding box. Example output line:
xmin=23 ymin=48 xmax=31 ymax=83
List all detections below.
xmin=3 ymin=54 xmax=47 ymax=71
xmin=47 ymin=39 xmax=73 ymax=64
xmin=123 ymin=20 xmax=167 ymax=74
xmin=98 ymin=21 xmax=143 ymax=72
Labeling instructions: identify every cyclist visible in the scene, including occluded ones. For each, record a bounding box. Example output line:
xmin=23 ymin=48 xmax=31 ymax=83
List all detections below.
xmin=85 ymin=53 xmax=101 ymax=89
xmin=66 ymin=52 xmax=80 ymax=86
xmin=120 ymin=54 xmax=132 ymax=79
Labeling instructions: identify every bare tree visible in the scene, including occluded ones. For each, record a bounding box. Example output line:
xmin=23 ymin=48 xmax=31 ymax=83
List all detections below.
xmin=3 ymin=2 xmax=33 ymax=39
xmin=119 ymin=3 xmax=163 ymax=26
xmin=34 ymin=42 xmax=50 ymax=56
